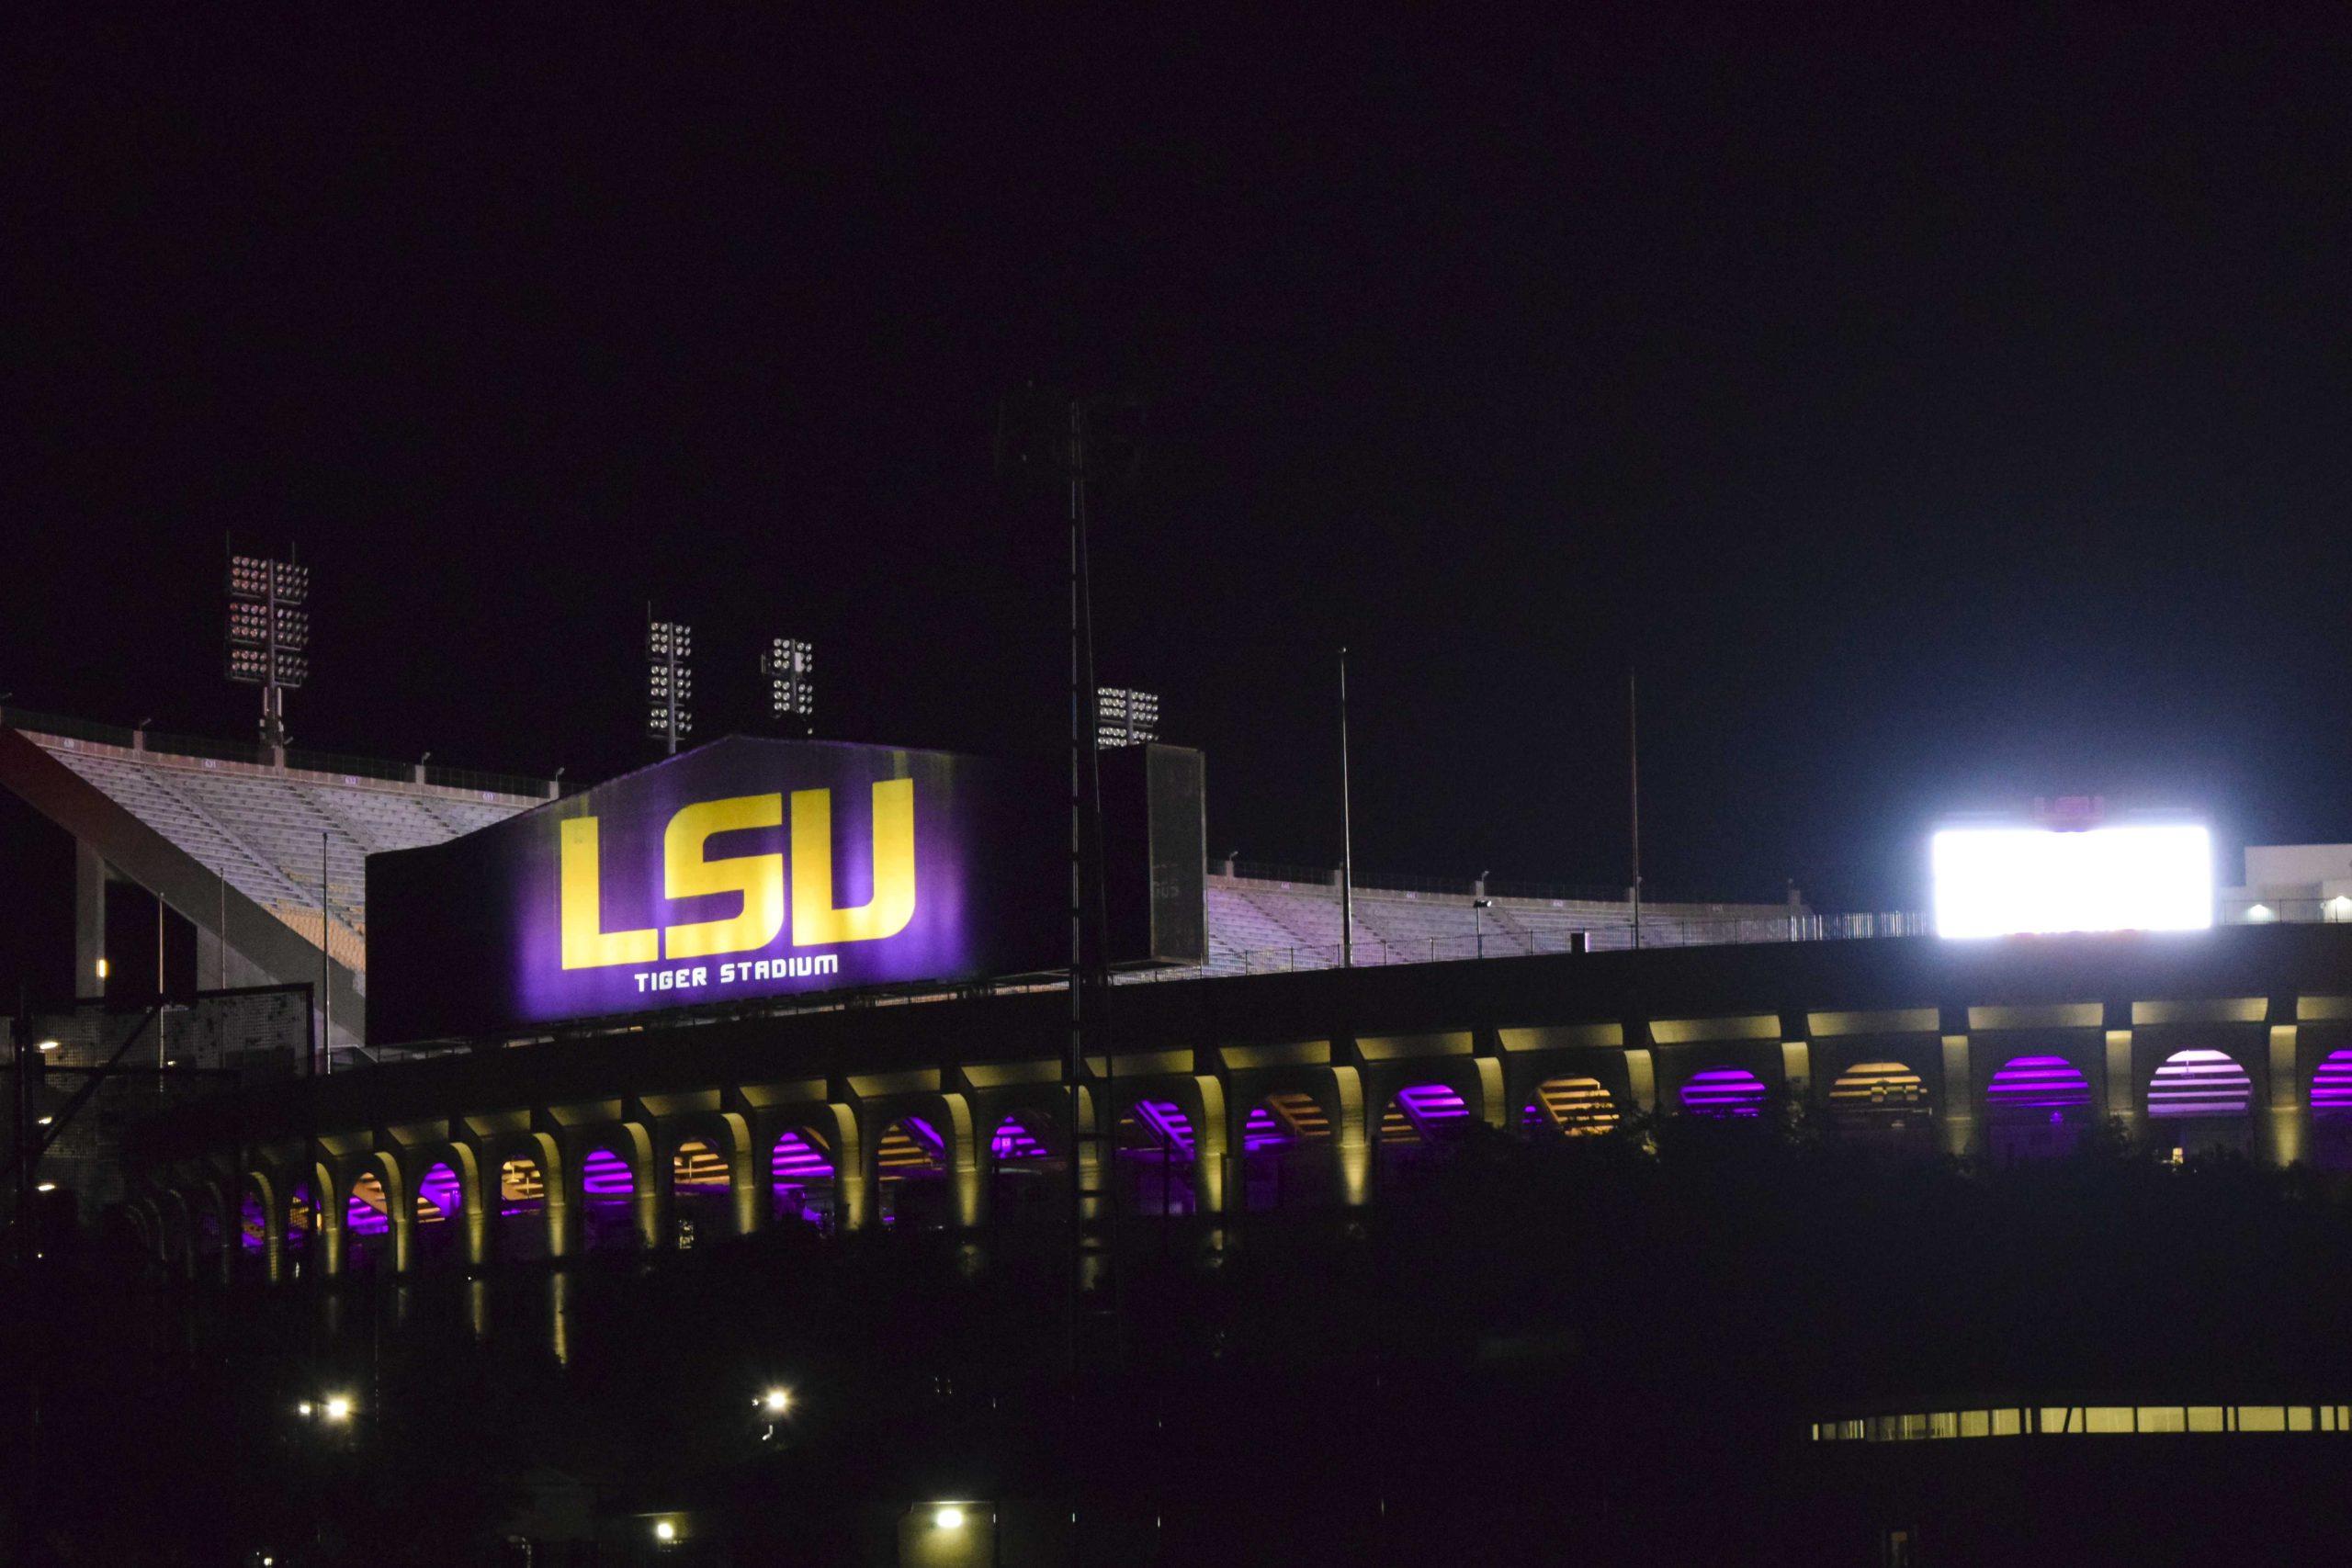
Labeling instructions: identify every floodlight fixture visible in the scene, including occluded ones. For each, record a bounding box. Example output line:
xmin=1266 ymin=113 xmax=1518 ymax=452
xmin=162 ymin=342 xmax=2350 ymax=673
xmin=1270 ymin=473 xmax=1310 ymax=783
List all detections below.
xmin=654 ymin=1520 xmax=677 ymax=1544
xmin=644 ymin=615 xmax=695 ymax=754
xmin=763 ymin=637 xmax=815 ymax=732
xmin=933 ymin=1506 xmax=966 ymax=1530
xmin=226 ymin=549 xmax=310 ymax=748
xmin=1095 ymin=686 xmax=1159 ymax=750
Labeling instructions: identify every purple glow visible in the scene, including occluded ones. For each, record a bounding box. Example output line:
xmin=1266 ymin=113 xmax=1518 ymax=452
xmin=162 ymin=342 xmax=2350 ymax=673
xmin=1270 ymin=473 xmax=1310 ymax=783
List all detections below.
xmin=2148 ymin=1049 xmax=2253 ymax=1119
xmin=1986 ymin=1055 xmax=2093 ymax=1111
xmin=772 ymin=1129 xmax=834 ymax=1179
xmin=417 ymin=1163 xmax=460 ymax=1223
xmin=1680 ymin=1067 xmax=1768 ymax=1117
xmin=581 ymin=1148 xmax=636 ymax=1200
xmin=989 ymin=1120 xmax=1051 ymax=1160
xmin=2315 ymin=1050 xmax=2352 ymax=1117
xmin=240 ymin=1190 xmax=266 ymax=1254
xmin=1396 ymin=1083 xmax=1470 ymax=1123
xmin=346 ymin=1186 xmax=390 ymax=1236
xmin=1132 ymin=1100 xmax=1194 ymax=1157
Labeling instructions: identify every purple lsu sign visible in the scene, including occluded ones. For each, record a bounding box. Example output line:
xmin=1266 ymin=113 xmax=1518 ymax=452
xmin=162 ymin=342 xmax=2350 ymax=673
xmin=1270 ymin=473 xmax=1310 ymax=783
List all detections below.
xmin=367 ymin=738 xmax=1057 ymax=1043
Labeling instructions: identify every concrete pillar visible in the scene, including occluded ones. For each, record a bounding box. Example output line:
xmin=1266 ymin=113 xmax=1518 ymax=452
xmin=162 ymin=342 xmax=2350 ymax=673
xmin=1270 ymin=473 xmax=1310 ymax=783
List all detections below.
xmin=1780 ymin=1041 xmax=1812 ymax=1108
xmin=2267 ymin=1024 xmax=2307 ymax=1168
xmin=948 ymin=1100 xmax=984 ymax=1232
xmin=729 ymin=1136 xmax=762 ymax=1237
xmin=74 ymin=842 xmax=106 ymax=1000
xmin=1623 ymin=1049 xmax=1658 ymax=1115
xmin=2104 ymin=1030 xmax=2141 ymax=1141
xmin=832 ymin=1110 xmax=871 ymax=1233
xmin=632 ymin=1138 xmax=665 ymax=1251
xmin=1939 ymin=1034 xmax=1978 ymax=1157
xmin=1191 ymin=1077 xmax=1229 ymax=1218
xmin=1332 ymin=1067 xmax=1370 ymax=1207
xmin=462 ymin=1163 xmax=491 ymax=1270
xmin=262 ymin=1183 xmax=285 ymax=1286
xmin=390 ymin=1197 xmax=415 ymax=1275
xmin=320 ymin=1211 xmax=346 ymax=1279
xmin=543 ymin=1147 xmax=576 ymax=1260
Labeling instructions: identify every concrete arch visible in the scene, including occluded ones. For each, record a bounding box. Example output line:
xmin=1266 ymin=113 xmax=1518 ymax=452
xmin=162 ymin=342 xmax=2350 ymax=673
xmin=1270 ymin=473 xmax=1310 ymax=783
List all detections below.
xmin=403 ymin=1143 xmax=484 ymax=1269
xmin=661 ymin=1110 xmax=756 ymax=1239
xmin=1365 ymin=1055 xmax=1505 ymax=1135
xmin=1676 ymin=1064 xmax=1772 ymax=1118
xmin=570 ymin=1122 xmax=656 ymax=1253
xmin=1227 ymin=1067 xmax=1365 ymax=1212
xmin=474 ymin=1131 xmax=567 ymax=1264
xmin=2146 ymin=1046 xmax=2257 ymax=1160
xmin=763 ymin=1102 xmax=865 ymax=1232
xmin=862 ymin=1092 xmax=978 ymax=1230
xmin=240 ymin=1167 xmax=281 ymax=1282
xmin=344 ymin=1149 xmax=408 ymax=1274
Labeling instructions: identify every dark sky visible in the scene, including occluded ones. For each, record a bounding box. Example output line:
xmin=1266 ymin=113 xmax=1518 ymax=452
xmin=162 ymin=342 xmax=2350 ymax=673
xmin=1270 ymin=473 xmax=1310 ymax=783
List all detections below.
xmin=8 ymin=9 xmax=2349 ymax=908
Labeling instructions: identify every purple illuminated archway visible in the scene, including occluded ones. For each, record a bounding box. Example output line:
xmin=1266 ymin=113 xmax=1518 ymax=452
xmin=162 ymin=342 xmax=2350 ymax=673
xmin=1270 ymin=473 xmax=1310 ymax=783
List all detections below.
xmin=1679 ymin=1067 xmax=1768 ymax=1118
xmin=1376 ymin=1083 xmax=1472 ymax=1188
xmin=1985 ymin=1055 xmax=2094 ymax=1162
xmin=988 ymin=1111 xmax=1062 ymax=1227
xmin=345 ymin=1172 xmax=390 ymax=1273
xmin=772 ymin=1128 xmax=838 ymax=1231
xmin=2316 ymin=1050 xmax=2352 ymax=1117
xmin=2147 ymin=1049 xmax=2253 ymax=1119
xmin=580 ymin=1147 xmax=639 ymax=1251
xmin=239 ymin=1184 xmax=267 ymax=1262
xmin=1119 ymin=1100 xmax=1196 ymax=1216
xmin=1243 ymin=1092 xmax=1332 ymax=1212
xmin=415 ymin=1162 xmax=462 ymax=1266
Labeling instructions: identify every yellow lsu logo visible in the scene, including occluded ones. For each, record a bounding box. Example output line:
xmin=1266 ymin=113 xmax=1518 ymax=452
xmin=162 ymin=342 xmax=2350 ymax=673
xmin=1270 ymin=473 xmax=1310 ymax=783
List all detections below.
xmin=559 ymin=780 xmax=915 ymax=970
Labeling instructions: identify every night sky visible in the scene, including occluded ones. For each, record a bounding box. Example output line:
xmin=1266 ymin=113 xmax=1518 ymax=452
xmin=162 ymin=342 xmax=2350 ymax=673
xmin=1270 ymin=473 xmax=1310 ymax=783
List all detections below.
xmin=9 ymin=10 xmax=2348 ymax=909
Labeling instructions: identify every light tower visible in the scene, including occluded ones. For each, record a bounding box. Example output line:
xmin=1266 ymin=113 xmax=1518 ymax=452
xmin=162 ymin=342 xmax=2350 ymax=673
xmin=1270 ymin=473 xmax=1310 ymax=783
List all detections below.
xmin=226 ymin=551 xmax=310 ymax=761
xmin=1094 ymin=686 xmax=1159 ymax=750
xmin=763 ymin=637 xmax=814 ymax=738
xmin=646 ymin=615 xmax=694 ymax=755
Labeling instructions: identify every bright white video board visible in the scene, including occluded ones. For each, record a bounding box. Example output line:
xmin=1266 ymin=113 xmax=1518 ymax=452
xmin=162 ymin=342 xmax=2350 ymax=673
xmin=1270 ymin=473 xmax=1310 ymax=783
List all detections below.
xmin=1931 ymin=823 xmax=2213 ymax=939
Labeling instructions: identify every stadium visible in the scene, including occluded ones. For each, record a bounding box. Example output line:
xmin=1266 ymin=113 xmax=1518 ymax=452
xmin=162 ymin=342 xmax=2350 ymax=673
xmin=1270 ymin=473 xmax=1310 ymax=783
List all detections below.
xmin=10 ymin=705 xmax=2352 ymax=1565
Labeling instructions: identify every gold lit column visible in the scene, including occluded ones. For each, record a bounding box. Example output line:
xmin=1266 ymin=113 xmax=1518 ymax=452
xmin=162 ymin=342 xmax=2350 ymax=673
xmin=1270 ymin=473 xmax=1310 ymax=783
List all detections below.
xmin=1939 ymin=1034 xmax=1977 ymax=1157
xmin=2267 ymin=1024 xmax=2306 ymax=1168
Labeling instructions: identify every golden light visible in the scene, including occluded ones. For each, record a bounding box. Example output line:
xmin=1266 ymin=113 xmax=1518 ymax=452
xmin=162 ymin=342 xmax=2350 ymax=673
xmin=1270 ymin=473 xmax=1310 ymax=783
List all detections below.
xmin=654 ymin=1520 xmax=677 ymax=1543
xmin=95 ymin=958 xmax=107 ymax=980
xmin=760 ymin=1387 xmax=793 ymax=1415
xmin=35 ymin=1040 xmax=60 ymax=1053
xmin=322 ymin=1395 xmax=353 ymax=1422
xmin=934 ymin=1506 xmax=966 ymax=1530
xmin=35 ymin=1182 xmax=56 ymax=1194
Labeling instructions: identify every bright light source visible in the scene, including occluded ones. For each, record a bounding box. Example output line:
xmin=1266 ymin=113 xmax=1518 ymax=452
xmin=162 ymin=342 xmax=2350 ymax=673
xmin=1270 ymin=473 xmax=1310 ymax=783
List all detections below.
xmin=654 ymin=1520 xmax=677 ymax=1543
xmin=760 ymin=1387 xmax=792 ymax=1415
xmin=36 ymin=1039 xmax=59 ymax=1053
xmin=35 ymin=1116 xmax=51 ymax=1126
xmin=2247 ymin=903 xmax=2276 ymax=923
xmin=96 ymin=955 xmax=109 ymax=979
xmin=35 ymin=1182 xmax=56 ymax=1194
xmin=1932 ymin=823 xmax=2213 ymax=939
xmin=934 ymin=1506 xmax=966 ymax=1530
xmin=322 ymin=1396 xmax=353 ymax=1422
xmin=297 ymin=1402 xmax=313 ymax=1417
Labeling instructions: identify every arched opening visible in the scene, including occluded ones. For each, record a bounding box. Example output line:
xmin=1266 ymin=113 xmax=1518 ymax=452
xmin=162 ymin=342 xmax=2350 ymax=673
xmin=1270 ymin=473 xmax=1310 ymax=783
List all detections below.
xmin=2148 ymin=1048 xmax=2254 ymax=1160
xmin=1828 ymin=1061 xmax=1934 ymax=1150
xmin=1679 ymin=1067 xmax=1769 ymax=1118
xmin=238 ymin=1181 xmax=269 ymax=1278
xmin=876 ymin=1117 xmax=948 ymax=1230
xmin=286 ymin=1180 xmax=316 ymax=1278
xmin=345 ymin=1173 xmax=391 ymax=1274
xmin=1985 ymin=1055 xmax=2093 ymax=1162
xmin=1375 ymin=1082 xmax=1473 ymax=1187
xmin=1521 ymin=1076 xmax=1620 ymax=1137
xmin=498 ymin=1156 xmax=549 ymax=1263
xmin=414 ymin=1162 xmax=462 ymax=1269
xmin=1241 ymin=1091 xmax=1332 ymax=1212
xmin=1117 ymin=1100 xmax=1196 ymax=1216
xmin=2312 ymin=1049 xmax=2352 ymax=1171
xmin=579 ymin=1146 xmax=639 ymax=1252
xmin=671 ymin=1140 xmax=730 ymax=1248
xmin=988 ymin=1110 xmax=1064 ymax=1228
xmin=771 ymin=1127 xmax=838 ymax=1233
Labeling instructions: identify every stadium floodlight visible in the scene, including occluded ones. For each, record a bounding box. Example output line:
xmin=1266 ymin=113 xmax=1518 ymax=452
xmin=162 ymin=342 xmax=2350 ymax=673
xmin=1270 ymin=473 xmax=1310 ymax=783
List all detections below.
xmin=645 ymin=616 xmax=694 ymax=755
xmin=1931 ymin=821 xmax=2214 ymax=938
xmin=763 ymin=637 xmax=815 ymax=734
xmin=226 ymin=550 xmax=310 ymax=750
xmin=1095 ymin=686 xmax=1159 ymax=750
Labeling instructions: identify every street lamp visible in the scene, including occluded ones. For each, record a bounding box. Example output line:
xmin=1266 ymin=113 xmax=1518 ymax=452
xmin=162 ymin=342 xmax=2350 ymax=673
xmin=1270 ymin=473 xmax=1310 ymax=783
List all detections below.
xmin=758 ymin=1386 xmax=793 ymax=1416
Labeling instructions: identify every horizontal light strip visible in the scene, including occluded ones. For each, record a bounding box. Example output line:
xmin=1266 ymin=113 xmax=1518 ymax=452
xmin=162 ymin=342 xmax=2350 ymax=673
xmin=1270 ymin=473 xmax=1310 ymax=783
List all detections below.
xmin=1814 ymin=1404 xmax=2352 ymax=1441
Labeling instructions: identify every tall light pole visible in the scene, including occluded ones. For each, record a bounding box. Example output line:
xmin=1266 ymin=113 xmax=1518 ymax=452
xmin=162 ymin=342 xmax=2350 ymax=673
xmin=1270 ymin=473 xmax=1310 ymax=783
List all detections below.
xmin=1339 ymin=648 xmax=1355 ymax=969
xmin=227 ymin=550 xmax=310 ymax=761
xmin=1629 ymin=668 xmax=1643 ymax=950
xmin=764 ymin=637 xmax=815 ymax=738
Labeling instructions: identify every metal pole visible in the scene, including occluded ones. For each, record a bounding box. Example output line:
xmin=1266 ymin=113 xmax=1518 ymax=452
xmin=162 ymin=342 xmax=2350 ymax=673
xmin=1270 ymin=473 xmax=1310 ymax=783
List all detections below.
xmin=1066 ymin=399 xmax=1084 ymax=1375
xmin=321 ymin=832 xmax=332 ymax=1076
xmin=1629 ymin=668 xmax=1642 ymax=951
xmin=1339 ymin=648 xmax=1354 ymax=969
